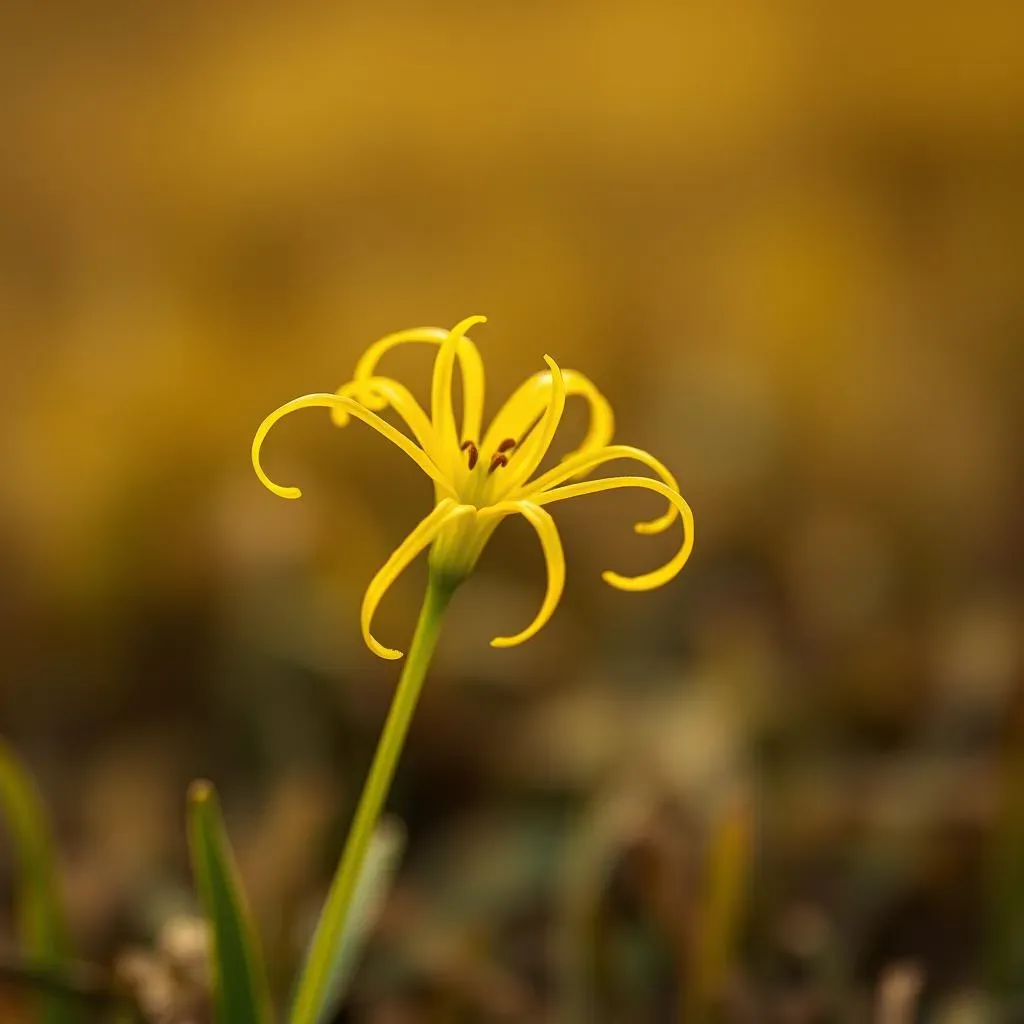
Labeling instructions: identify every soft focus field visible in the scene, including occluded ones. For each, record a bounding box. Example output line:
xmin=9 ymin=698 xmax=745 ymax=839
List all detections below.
xmin=1 ymin=3 xmax=1023 ymax=1021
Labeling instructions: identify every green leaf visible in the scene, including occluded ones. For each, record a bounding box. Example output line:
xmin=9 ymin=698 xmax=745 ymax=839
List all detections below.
xmin=0 ymin=737 xmax=75 ymax=1024
xmin=187 ymin=780 xmax=273 ymax=1024
xmin=294 ymin=818 xmax=405 ymax=1024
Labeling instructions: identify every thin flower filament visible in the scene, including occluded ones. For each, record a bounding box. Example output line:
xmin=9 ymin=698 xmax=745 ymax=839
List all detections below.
xmin=481 ymin=501 xmax=566 ymax=648
xmin=431 ymin=315 xmax=488 ymax=480
xmin=520 ymin=444 xmax=680 ymax=534
xmin=492 ymin=356 xmax=567 ymax=495
xmin=353 ymin=322 xmax=487 ymax=444
xmin=252 ymin=393 xmax=458 ymax=501
xmin=332 ymin=376 xmax=439 ymax=462
xmin=535 ymin=476 xmax=694 ymax=591
xmin=361 ymin=500 xmax=475 ymax=659
xmin=481 ymin=368 xmax=614 ymax=471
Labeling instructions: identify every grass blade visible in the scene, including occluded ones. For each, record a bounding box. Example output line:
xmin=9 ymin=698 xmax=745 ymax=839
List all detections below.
xmin=187 ymin=780 xmax=273 ymax=1024
xmin=0 ymin=738 xmax=75 ymax=1024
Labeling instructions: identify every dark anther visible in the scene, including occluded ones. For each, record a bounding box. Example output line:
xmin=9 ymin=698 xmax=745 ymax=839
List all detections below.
xmin=460 ymin=440 xmax=479 ymax=470
xmin=489 ymin=453 xmax=509 ymax=473
xmin=497 ymin=437 xmax=517 ymax=453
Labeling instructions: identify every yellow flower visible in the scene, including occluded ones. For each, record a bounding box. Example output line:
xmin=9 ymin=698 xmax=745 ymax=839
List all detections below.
xmin=252 ymin=315 xmax=694 ymax=660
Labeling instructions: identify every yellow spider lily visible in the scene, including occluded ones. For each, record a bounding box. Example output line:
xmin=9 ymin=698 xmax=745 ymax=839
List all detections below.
xmin=252 ymin=315 xmax=693 ymax=660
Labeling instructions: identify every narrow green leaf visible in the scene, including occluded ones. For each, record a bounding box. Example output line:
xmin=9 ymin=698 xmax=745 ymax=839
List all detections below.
xmin=187 ymin=780 xmax=273 ymax=1024
xmin=296 ymin=817 xmax=404 ymax=1024
xmin=0 ymin=737 xmax=74 ymax=1024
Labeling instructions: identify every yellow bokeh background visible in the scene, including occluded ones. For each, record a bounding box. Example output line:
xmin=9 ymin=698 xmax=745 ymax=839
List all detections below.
xmin=0 ymin=2 xmax=1022 ymax=1016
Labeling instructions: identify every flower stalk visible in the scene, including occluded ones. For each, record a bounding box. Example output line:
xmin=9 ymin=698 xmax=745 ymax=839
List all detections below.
xmin=289 ymin=572 xmax=456 ymax=1024
xmin=254 ymin=315 xmax=694 ymax=1021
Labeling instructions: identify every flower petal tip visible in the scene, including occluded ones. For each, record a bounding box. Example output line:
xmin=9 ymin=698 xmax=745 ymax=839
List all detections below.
xmin=633 ymin=518 xmax=672 ymax=536
xmin=602 ymin=569 xmax=644 ymax=592
xmin=452 ymin=314 xmax=488 ymax=335
xmin=365 ymin=630 xmax=405 ymax=659
xmin=489 ymin=637 xmax=516 ymax=649
xmin=188 ymin=779 xmax=214 ymax=804
xmin=260 ymin=481 xmax=302 ymax=499
xmin=602 ymin=564 xmax=687 ymax=592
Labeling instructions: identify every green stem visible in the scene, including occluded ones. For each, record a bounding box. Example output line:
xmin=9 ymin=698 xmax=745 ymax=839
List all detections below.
xmin=290 ymin=575 xmax=455 ymax=1024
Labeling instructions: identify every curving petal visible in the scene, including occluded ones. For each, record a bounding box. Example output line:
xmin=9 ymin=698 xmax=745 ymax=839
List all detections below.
xmin=481 ymin=501 xmax=566 ymax=648
xmin=482 ymin=368 xmax=614 ymax=463
xmin=354 ymin=328 xmax=448 ymax=395
xmin=351 ymin=321 xmax=487 ymax=443
xmin=431 ymin=316 xmax=487 ymax=476
xmin=534 ymin=476 xmax=694 ymax=591
xmin=561 ymin=369 xmax=615 ymax=458
xmin=361 ymin=500 xmax=475 ymax=659
xmin=497 ymin=356 xmax=566 ymax=494
xmin=252 ymin=393 xmax=458 ymax=501
xmin=332 ymin=376 xmax=439 ymax=462
xmin=480 ymin=373 xmax=547 ymax=454
xmin=518 ymin=444 xmax=680 ymax=534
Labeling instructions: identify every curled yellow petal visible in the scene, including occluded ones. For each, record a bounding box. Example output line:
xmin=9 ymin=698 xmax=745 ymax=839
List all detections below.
xmin=361 ymin=500 xmax=474 ymax=659
xmin=251 ymin=393 xmax=458 ymax=501
xmin=560 ymin=369 xmax=614 ymax=458
xmin=332 ymin=376 xmax=439 ymax=461
xmin=499 ymin=356 xmax=566 ymax=493
xmin=352 ymin=321 xmax=487 ymax=442
xmin=520 ymin=445 xmax=680 ymax=534
xmin=482 ymin=368 xmax=614 ymax=462
xmin=431 ymin=316 xmax=487 ymax=473
xmin=481 ymin=373 xmax=548 ymax=453
xmin=483 ymin=502 xmax=566 ymax=648
xmin=534 ymin=476 xmax=694 ymax=591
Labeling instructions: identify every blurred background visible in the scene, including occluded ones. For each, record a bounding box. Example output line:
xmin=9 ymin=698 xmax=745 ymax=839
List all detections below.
xmin=1 ymin=2 xmax=1023 ymax=1021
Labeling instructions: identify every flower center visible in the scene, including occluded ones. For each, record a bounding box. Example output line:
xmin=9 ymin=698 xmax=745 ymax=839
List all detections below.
xmin=461 ymin=437 xmax=517 ymax=473
xmin=456 ymin=409 xmax=548 ymax=505
xmin=456 ymin=436 xmax=519 ymax=505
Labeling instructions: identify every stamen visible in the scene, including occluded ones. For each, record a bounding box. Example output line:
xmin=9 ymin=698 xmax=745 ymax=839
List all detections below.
xmin=489 ymin=453 xmax=509 ymax=474
xmin=460 ymin=439 xmax=479 ymax=470
xmin=496 ymin=437 xmax=517 ymax=453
